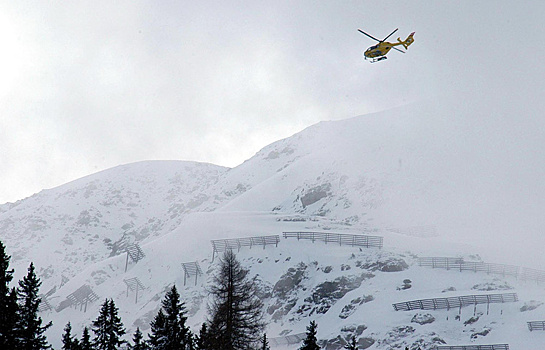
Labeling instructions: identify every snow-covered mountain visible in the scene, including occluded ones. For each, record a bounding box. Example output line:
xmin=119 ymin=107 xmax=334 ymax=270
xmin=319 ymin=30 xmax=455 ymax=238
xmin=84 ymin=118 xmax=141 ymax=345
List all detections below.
xmin=0 ymin=160 xmax=228 ymax=284
xmin=2 ymin=97 xmax=545 ymax=349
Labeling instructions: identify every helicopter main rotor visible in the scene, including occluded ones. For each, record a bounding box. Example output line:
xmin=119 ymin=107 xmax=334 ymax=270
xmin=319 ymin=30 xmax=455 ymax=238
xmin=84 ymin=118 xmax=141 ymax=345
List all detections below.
xmin=358 ymin=28 xmax=405 ymax=54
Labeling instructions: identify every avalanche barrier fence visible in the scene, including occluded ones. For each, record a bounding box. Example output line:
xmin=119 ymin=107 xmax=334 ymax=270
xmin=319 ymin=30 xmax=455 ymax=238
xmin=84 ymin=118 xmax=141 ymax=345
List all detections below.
xmin=181 ymin=261 xmax=203 ymax=286
xmin=435 ymin=345 xmax=509 ymax=350
xmin=210 ymin=235 xmax=280 ymax=261
xmin=527 ymin=320 xmax=545 ymax=331
xmin=283 ymin=231 xmax=383 ymax=249
xmin=392 ymin=292 xmax=518 ymax=311
xmin=418 ymin=257 xmax=545 ymax=283
xmin=63 ymin=284 xmax=100 ymax=313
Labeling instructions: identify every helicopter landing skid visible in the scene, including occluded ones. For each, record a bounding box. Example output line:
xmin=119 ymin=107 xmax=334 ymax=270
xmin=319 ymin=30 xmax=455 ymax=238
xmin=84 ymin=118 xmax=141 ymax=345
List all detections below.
xmin=370 ymin=56 xmax=387 ymax=63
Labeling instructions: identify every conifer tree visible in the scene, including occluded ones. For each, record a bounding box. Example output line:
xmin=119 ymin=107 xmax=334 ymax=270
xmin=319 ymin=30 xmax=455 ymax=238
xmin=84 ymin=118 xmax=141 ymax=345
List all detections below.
xmin=163 ymin=285 xmax=191 ymax=349
xmin=261 ymin=333 xmax=270 ymax=350
xmin=207 ymin=250 xmax=265 ymax=350
xmin=3 ymin=288 xmax=19 ymax=347
xmin=148 ymin=309 xmax=167 ymax=349
xmin=131 ymin=327 xmax=148 ymax=350
xmin=148 ymin=285 xmax=192 ymax=350
xmin=80 ymin=327 xmax=92 ymax=350
xmin=299 ymin=321 xmax=320 ymax=350
xmin=0 ymin=241 xmax=13 ymax=295
xmin=62 ymin=322 xmax=80 ymax=350
xmin=0 ymin=240 xmax=19 ymax=348
xmin=344 ymin=336 xmax=357 ymax=350
xmin=17 ymin=262 xmax=52 ymax=350
xmin=92 ymin=299 xmax=126 ymax=350
xmin=195 ymin=323 xmax=210 ymax=350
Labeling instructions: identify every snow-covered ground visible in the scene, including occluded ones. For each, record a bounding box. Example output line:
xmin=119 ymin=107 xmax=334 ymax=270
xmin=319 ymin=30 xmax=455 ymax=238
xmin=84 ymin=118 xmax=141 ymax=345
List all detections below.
xmin=1 ymin=97 xmax=544 ymax=349
xmin=41 ymin=210 xmax=545 ymax=349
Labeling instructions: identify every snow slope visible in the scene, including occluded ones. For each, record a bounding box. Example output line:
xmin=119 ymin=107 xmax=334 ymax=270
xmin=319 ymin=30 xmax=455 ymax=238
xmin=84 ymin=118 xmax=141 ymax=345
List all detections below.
xmin=1 ymin=96 xmax=545 ymax=349
xmin=40 ymin=211 xmax=545 ymax=349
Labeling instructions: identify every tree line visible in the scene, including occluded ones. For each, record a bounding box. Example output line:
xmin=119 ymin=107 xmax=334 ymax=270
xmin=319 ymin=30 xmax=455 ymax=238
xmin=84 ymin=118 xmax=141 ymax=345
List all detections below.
xmin=1 ymin=239 xmax=351 ymax=350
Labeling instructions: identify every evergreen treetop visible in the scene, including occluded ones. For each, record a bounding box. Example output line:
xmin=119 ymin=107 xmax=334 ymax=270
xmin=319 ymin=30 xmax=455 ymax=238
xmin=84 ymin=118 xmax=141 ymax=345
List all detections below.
xmin=148 ymin=285 xmax=192 ymax=350
xmin=0 ymin=240 xmax=14 ymax=300
xmin=80 ymin=327 xmax=92 ymax=350
xmin=61 ymin=322 xmax=80 ymax=350
xmin=0 ymin=240 xmax=18 ymax=349
xmin=131 ymin=327 xmax=148 ymax=350
xmin=17 ymin=262 xmax=52 ymax=350
xmin=299 ymin=320 xmax=320 ymax=350
xmin=92 ymin=299 xmax=125 ymax=350
xmin=195 ymin=323 xmax=210 ymax=350
xmin=148 ymin=308 xmax=167 ymax=349
xmin=261 ymin=333 xmax=270 ymax=350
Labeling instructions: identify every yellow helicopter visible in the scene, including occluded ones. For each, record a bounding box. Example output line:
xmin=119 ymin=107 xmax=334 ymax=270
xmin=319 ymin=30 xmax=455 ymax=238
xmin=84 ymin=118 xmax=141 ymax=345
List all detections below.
xmin=358 ymin=28 xmax=415 ymax=63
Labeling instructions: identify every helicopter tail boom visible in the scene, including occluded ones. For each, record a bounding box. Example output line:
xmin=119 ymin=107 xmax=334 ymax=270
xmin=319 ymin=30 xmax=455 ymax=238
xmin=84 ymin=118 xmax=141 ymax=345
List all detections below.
xmin=397 ymin=32 xmax=415 ymax=50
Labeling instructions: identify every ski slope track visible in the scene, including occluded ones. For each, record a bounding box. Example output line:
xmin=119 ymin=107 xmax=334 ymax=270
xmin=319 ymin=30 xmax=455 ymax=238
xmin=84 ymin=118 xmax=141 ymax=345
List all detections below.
xmin=1 ymin=97 xmax=544 ymax=349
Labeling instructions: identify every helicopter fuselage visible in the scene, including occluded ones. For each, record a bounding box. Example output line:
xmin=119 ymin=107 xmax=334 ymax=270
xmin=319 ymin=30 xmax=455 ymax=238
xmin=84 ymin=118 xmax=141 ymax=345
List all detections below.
xmin=364 ymin=42 xmax=394 ymax=59
xmin=361 ymin=31 xmax=415 ymax=62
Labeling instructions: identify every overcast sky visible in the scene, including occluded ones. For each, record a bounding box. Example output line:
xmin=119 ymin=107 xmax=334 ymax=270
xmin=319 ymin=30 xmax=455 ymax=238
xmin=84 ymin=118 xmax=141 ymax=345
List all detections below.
xmin=1 ymin=1 xmax=544 ymax=204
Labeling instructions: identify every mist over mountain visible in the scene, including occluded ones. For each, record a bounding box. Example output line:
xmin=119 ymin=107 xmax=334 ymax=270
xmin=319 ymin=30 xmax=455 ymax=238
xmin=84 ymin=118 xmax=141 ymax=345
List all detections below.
xmin=1 ymin=95 xmax=544 ymax=349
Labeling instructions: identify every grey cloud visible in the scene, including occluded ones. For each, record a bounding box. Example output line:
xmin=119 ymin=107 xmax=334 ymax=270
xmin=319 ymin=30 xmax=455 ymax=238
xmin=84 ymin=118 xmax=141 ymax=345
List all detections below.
xmin=1 ymin=1 xmax=544 ymax=202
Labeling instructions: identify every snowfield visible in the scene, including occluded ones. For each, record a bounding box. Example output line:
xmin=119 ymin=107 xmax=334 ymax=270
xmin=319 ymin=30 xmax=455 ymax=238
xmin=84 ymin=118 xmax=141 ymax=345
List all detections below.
xmin=1 ymin=98 xmax=544 ymax=349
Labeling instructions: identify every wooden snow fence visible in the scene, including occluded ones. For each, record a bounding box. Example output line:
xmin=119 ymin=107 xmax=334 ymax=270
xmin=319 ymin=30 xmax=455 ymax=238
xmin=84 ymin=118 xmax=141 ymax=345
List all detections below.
xmin=37 ymin=297 xmax=53 ymax=313
xmin=125 ymin=243 xmax=145 ymax=272
xmin=418 ymin=257 xmax=545 ymax=283
xmin=283 ymin=231 xmax=383 ymax=249
xmin=181 ymin=261 xmax=203 ymax=286
xmin=211 ymin=235 xmax=280 ymax=261
xmin=392 ymin=292 xmax=518 ymax=312
xmin=435 ymin=345 xmax=509 ymax=350
xmin=65 ymin=285 xmax=100 ymax=312
xmin=527 ymin=320 xmax=545 ymax=331
xmin=123 ymin=277 xmax=145 ymax=304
